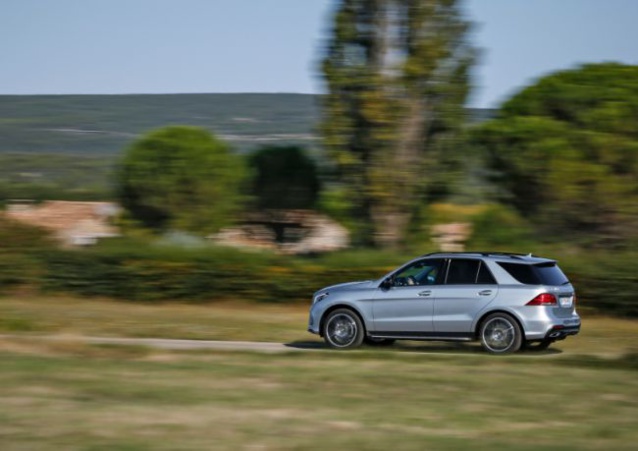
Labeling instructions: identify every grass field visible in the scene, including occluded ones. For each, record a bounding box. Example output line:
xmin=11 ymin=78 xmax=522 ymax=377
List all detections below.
xmin=0 ymin=296 xmax=637 ymax=450
xmin=1 ymin=295 xmax=637 ymax=355
xmin=0 ymin=295 xmax=309 ymax=343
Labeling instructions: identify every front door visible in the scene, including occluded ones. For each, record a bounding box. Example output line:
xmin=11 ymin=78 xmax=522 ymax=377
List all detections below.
xmin=372 ymin=258 xmax=445 ymax=333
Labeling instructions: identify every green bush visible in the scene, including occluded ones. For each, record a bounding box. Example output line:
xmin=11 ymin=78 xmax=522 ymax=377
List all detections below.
xmin=0 ymin=217 xmax=52 ymax=292
xmin=0 ymin=216 xmax=55 ymax=252
xmin=38 ymin=246 xmax=390 ymax=303
xmin=0 ymin=231 xmax=635 ymax=317
xmin=559 ymin=253 xmax=638 ymax=317
xmin=0 ymin=254 xmax=42 ymax=291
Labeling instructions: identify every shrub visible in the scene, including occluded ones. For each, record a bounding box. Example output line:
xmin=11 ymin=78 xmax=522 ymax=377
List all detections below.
xmin=0 ymin=217 xmax=52 ymax=292
xmin=39 ymin=246 xmax=390 ymax=303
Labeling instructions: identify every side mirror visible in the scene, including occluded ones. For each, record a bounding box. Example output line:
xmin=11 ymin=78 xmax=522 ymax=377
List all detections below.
xmin=380 ymin=277 xmax=393 ymax=290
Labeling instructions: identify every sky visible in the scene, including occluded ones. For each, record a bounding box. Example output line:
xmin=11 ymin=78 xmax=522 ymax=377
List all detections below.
xmin=1 ymin=0 xmax=637 ymax=108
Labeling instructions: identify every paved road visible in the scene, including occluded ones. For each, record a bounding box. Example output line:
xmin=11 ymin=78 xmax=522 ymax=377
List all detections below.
xmin=83 ymin=336 xmax=317 ymax=353
xmin=0 ymin=335 xmax=325 ymax=353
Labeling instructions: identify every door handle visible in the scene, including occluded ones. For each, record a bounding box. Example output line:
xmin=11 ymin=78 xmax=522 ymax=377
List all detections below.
xmin=478 ymin=290 xmax=492 ymax=296
xmin=418 ymin=290 xmax=432 ymax=297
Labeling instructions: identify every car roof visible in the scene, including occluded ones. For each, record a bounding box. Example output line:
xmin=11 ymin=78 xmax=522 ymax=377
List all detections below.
xmin=420 ymin=251 xmax=555 ymax=264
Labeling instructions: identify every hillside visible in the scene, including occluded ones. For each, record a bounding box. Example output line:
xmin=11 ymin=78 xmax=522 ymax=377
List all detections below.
xmin=0 ymin=93 xmax=494 ymax=156
xmin=0 ymin=94 xmax=494 ymax=201
xmin=0 ymin=93 xmax=320 ymax=155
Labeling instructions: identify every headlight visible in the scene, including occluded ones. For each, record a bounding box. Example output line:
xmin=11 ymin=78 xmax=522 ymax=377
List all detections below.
xmin=314 ymin=292 xmax=330 ymax=304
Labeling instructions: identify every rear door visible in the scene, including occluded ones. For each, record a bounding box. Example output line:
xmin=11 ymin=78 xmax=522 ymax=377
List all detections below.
xmin=433 ymin=259 xmax=498 ymax=334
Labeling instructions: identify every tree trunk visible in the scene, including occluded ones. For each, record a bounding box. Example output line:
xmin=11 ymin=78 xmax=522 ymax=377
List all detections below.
xmin=369 ymin=98 xmax=426 ymax=248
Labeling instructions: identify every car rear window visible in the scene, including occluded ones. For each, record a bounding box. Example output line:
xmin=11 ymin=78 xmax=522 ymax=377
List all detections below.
xmin=497 ymin=262 xmax=569 ymax=286
xmin=445 ymin=259 xmax=497 ymax=285
xmin=533 ymin=262 xmax=569 ymax=285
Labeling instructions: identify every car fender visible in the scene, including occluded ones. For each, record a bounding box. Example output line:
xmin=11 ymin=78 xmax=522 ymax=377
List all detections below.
xmin=318 ymin=298 xmax=373 ymax=334
xmin=471 ymin=306 xmax=527 ymax=335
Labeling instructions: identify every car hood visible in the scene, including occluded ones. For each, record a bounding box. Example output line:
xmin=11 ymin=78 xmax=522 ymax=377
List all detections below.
xmin=318 ymin=280 xmax=377 ymax=294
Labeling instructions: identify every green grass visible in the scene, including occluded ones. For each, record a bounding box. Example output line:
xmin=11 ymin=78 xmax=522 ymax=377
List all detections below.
xmin=0 ymin=347 xmax=636 ymax=450
xmin=0 ymin=295 xmax=637 ymax=449
xmin=0 ymin=295 xmax=636 ymax=355
xmin=0 ymin=295 xmax=310 ymax=343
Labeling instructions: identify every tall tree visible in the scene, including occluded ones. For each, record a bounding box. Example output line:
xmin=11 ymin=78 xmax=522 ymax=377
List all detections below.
xmin=471 ymin=63 xmax=638 ymax=247
xmin=321 ymin=0 xmax=475 ymax=247
xmin=118 ymin=126 xmax=245 ymax=234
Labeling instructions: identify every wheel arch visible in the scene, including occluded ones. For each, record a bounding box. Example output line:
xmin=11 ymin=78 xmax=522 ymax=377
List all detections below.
xmin=473 ymin=309 xmax=525 ymax=340
xmin=319 ymin=304 xmax=368 ymax=338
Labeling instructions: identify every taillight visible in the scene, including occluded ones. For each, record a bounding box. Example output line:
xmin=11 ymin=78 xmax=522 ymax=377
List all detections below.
xmin=526 ymin=293 xmax=557 ymax=306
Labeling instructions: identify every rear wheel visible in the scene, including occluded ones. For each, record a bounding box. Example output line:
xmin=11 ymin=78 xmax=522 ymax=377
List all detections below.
xmin=323 ymin=309 xmax=364 ymax=349
xmin=479 ymin=313 xmax=523 ymax=354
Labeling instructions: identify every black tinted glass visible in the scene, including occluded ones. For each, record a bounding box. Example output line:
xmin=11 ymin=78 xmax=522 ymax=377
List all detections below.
xmin=497 ymin=263 xmax=539 ymax=284
xmin=446 ymin=259 xmax=480 ymax=284
xmin=497 ymin=262 xmax=569 ymax=286
xmin=534 ymin=262 xmax=569 ymax=286
xmin=476 ymin=262 xmax=497 ymax=284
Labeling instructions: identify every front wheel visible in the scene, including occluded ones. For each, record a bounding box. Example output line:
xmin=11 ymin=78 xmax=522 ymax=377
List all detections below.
xmin=479 ymin=313 xmax=523 ymax=354
xmin=323 ymin=309 xmax=364 ymax=349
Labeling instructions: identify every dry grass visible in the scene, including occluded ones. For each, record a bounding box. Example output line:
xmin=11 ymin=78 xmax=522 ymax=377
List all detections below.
xmin=0 ymin=295 xmax=310 ymax=343
xmin=0 ymin=345 xmax=636 ymax=450
xmin=0 ymin=294 xmax=637 ymax=449
xmin=1 ymin=295 xmax=636 ymax=356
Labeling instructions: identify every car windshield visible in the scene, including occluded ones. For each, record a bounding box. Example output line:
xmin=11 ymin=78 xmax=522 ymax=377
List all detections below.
xmin=497 ymin=262 xmax=569 ymax=286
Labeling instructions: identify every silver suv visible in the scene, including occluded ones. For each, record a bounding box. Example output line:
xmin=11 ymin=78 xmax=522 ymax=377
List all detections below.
xmin=308 ymin=252 xmax=580 ymax=353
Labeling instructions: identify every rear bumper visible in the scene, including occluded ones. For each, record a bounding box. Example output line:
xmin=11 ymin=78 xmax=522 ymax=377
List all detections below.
xmin=518 ymin=307 xmax=581 ymax=340
xmin=544 ymin=325 xmax=580 ymax=341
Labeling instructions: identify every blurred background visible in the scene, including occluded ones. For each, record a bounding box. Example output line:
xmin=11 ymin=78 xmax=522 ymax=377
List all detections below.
xmin=0 ymin=1 xmax=637 ymax=449
xmin=0 ymin=0 xmax=636 ymax=315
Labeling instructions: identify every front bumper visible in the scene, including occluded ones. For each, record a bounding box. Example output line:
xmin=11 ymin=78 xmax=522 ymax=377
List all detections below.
xmin=307 ymin=305 xmax=322 ymax=335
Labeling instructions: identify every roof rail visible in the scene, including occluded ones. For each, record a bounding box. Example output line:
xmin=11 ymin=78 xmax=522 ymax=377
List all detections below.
xmin=422 ymin=251 xmax=536 ymax=259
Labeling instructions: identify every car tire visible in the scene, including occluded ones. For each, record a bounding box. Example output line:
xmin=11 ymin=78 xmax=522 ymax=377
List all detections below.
xmin=364 ymin=337 xmax=396 ymax=346
xmin=323 ymin=308 xmax=364 ymax=350
xmin=479 ymin=313 xmax=523 ymax=354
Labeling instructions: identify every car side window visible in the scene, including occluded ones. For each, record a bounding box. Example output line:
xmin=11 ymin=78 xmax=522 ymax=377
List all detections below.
xmin=476 ymin=261 xmax=497 ymax=284
xmin=445 ymin=259 xmax=481 ymax=285
xmin=393 ymin=259 xmax=444 ymax=286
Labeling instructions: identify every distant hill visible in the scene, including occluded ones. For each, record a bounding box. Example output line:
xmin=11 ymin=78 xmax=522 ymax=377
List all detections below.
xmin=0 ymin=93 xmax=321 ymax=155
xmin=0 ymin=93 xmax=494 ymax=156
xmin=0 ymin=93 xmax=495 ymax=201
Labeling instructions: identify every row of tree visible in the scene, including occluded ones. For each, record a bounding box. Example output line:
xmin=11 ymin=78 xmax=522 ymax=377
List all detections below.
xmin=118 ymin=0 xmax=637 ymax=249
xmin=118 ymin=129 xmax=321 ymax=234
